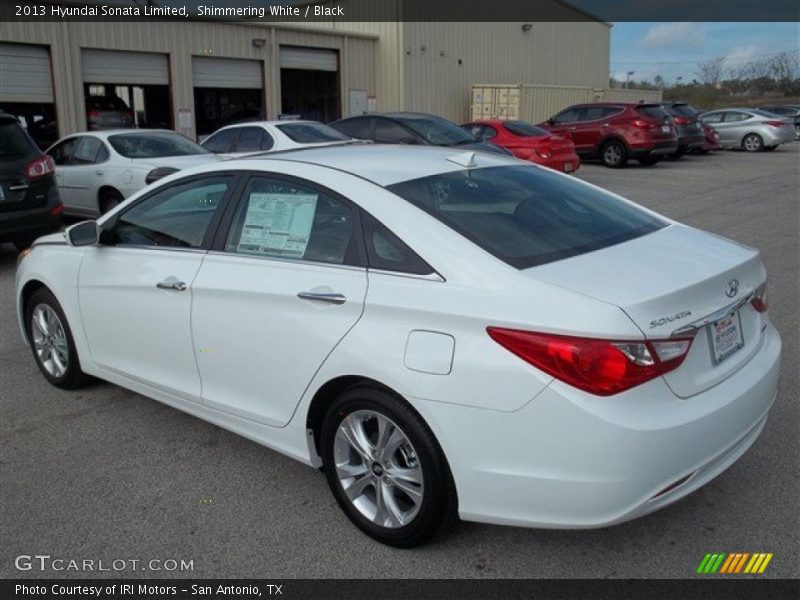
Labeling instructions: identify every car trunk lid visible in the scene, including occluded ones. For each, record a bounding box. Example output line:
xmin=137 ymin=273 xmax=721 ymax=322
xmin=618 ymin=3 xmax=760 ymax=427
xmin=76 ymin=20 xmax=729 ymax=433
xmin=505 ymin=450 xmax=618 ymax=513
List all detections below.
xmin=524 ymin=224 xmax=767 ymax=398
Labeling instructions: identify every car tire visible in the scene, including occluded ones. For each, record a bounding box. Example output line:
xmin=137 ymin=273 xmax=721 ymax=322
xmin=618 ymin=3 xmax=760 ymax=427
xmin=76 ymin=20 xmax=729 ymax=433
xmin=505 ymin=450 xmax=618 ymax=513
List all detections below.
xmin=742 ymin=133 xmax=764 ymax=152
xmin=25 ymin=287 xmax=87 ymax=389
xmin=637 ymin=156 xmax=660 ymax=166
xmin=99 ymin=189 xmax=124 ymax=215
xmin=320 ymin=384 xmax=456 ymax=547
xmin=600 ymin=140 xmax=628 ymax=168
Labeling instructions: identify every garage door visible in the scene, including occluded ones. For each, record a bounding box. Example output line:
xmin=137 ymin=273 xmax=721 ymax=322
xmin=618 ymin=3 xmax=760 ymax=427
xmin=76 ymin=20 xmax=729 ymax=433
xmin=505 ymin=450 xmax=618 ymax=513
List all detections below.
xmin=192 ymin=57 xmax=262 ymax=89
xmin=0 ymin=43 xmax=53 ymax=103
xmin=81 ymin=49 xmax=169 ymax=85
xmin=280 ymin=47 xmax=338 ymax=72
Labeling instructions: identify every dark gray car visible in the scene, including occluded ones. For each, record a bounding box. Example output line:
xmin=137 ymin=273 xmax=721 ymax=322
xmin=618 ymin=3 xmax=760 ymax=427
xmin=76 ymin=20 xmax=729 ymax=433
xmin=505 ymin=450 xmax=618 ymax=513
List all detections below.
xmin=331 ymin=112 xmax=512 ymax=156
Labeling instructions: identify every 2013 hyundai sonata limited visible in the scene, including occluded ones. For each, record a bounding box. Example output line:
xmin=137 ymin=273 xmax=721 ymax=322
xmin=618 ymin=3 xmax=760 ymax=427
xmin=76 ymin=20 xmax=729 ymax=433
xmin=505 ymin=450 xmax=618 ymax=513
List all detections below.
xmin=16 ymin=145 xmax=781 ymax=547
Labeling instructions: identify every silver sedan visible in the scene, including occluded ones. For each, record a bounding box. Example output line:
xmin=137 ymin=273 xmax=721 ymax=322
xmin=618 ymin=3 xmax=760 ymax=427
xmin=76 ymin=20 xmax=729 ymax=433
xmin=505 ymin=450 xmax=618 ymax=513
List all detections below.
xmin=699 ymin=109 xmax=795 ymax=152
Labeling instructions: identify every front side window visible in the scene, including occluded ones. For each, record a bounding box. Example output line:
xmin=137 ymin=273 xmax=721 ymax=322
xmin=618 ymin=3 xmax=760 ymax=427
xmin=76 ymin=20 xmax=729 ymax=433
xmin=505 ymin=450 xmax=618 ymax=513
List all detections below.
xmin=724 ymin=112 xmax=751 ymax=122
xmin=70 ymin=137 xmax=105 ymax=165
xmin=202 ymin=129 xmax=238 ymax=153
xmin=701 ymin=112 xmax=723 ymax=124
xmin=107 ymin=176 xmax=233 ymax=248
xmin=47 ymin=138 xmax=79 ymax=165
xmin=374 ymin=119 xmax=419 ymax=144
xmin=552 ymin=108 xmax=583 ymax=124
xmin=331 ymin=118 xmax=372 ymax=139
xmin=108 ymin=132 xmax=209 ymax=158
xmin=387 ymin=166 xmax=665 ymax=269
xmin=225 ymin=176 xmax=359 ymax=265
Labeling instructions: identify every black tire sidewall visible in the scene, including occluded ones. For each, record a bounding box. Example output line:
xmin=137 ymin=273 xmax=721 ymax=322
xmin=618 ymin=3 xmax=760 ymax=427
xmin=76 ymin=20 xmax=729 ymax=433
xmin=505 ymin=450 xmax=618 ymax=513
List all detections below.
xmin=101 ymin=190 xmax=123 ymax=215
xmin=320 ymin=385 xmax=455 ymax=547
xmin=25 ymin=288 xmax=84 ymax=389
xmin=743 ymin=134 xmax=763 ymax=152
xmin=601 ymin=140 xmax=627 ymax=168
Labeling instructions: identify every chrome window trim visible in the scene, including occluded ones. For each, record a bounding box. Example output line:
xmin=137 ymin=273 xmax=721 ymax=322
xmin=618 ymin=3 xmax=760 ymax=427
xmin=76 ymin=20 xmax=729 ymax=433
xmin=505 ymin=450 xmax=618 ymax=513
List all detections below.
xmin=206 ymin=249 xmax=367 ymax=273
xmin=367 ymin=268 xmax=445 ymax=282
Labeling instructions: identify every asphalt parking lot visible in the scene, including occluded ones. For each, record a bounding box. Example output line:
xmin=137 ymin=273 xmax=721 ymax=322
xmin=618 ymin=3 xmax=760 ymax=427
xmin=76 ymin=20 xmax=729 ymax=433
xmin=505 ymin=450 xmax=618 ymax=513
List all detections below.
xmin=1 ymin=144 xmax=798 ymax=579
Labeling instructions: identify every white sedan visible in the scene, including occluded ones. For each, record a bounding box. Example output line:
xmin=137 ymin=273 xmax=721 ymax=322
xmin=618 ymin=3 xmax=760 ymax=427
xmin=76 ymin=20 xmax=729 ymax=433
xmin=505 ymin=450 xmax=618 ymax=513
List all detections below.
xmin=15 ymin=146 xmax=781 ymax=546
xmin=46 ymin=129 xmax=220 ymax=217
xmin=200 ymin=120 xmax=361 ymax=158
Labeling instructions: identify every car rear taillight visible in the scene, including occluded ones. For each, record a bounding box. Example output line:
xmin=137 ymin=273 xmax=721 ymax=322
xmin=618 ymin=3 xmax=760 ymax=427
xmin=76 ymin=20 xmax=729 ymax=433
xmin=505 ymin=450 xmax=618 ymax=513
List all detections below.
xmin=751 ymin=283 xmax=768 ymax=313
xmin=632 ymin=119 xmax=659 ymax=130
xmin=26 ymin=155 xmax=55 ymax=180
xmin=487 ymin=327 xmax=695 ymax=396
xmin=764 ymin=120 xmax=785 ymax=128
xmin=88 ymin=110 xmax=100 ymax=120
xmin=51 ymin=203 xmax=63 ymax=217
xmin=672 ymin=116 xmax=690 ymax=125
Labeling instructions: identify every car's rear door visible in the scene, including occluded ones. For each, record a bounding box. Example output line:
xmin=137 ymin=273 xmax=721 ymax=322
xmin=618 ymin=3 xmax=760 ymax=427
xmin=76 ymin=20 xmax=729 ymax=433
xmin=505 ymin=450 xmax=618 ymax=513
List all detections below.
xmin=62 ymin=136 xmax=109 ymax=215
xmin=190 ymin=172 xmax=368 ymax=426
xmin=78 ymin=173 xmax=237 ymax=400
xmin=570 ymin=105 xmax=608 ymax=151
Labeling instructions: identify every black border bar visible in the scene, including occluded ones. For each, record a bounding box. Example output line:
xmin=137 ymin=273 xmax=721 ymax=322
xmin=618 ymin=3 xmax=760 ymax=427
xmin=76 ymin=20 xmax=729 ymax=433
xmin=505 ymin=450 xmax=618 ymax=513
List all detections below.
xmin=2 ymin=579 xmax=800 ymax=600
xmin=1 ymin=0 xmax=799 ymax=22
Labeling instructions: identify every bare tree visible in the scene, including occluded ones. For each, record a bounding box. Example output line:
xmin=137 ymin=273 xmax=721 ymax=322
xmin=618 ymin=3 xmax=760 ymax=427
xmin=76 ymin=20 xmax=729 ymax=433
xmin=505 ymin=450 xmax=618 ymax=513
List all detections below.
xmin=696 ymin=57 xmax=725 ymax=86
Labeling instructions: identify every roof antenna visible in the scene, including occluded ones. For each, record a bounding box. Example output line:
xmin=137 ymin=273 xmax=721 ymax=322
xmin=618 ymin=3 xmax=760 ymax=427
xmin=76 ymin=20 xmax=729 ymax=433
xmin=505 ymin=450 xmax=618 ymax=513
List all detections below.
xmin=447 ymin=151 xmax=477 ymax=168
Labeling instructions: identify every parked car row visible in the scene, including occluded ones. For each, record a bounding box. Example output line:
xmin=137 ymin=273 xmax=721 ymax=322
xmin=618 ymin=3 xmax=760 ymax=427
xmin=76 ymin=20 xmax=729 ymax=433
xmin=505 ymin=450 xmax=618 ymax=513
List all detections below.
xmin=2 ymin=100 xmax=796 ymax=248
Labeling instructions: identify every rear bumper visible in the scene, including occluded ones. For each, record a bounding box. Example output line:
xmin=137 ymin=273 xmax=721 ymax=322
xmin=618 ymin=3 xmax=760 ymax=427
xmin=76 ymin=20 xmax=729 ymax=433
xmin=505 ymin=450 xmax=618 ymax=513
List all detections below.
xmin=416 ymin=322 xmax=781 ymax=529
xmin=536 ymin=154 xmax=581 ymax=173
xmin=762 ymin=128 xmax=795 ymax=146
xmin=629 ymin=140 xmax=678 ymax=158
xmin=0 ymin=193 xmax=62 ymax=244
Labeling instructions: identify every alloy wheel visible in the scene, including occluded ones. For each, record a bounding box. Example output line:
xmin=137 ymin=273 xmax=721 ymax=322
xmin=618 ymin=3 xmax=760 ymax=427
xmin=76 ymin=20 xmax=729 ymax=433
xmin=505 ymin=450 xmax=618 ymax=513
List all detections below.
xmin=603 ymin=143 xmax=622 ymax=166
xmin=31 ymin=304 xmax=69 ymax=378
xmin=743 ymin=134 xmax=762 ymax=152
xmin=333 ymin=410 xmax=424 ymax=529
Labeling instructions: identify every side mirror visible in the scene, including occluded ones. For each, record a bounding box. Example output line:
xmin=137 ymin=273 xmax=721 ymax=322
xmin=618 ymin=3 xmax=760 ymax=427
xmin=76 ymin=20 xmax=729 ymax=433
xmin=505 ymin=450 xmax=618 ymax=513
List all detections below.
xmin=66 ymin=221 xmax=99 ymax=247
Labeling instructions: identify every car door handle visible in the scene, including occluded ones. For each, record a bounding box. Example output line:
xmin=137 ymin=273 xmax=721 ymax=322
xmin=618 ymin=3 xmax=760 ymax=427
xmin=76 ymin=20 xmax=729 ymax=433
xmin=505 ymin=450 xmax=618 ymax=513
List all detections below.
xmin=568 ymin=126 xmax=577 ymax=131
xmin=8 ymin=183 xmax=29 ymax=191
xmin=95 ymin=170 xmax=104 ymax=176
xmin=156 ymin=278 xmax=187 ymax=291
xmin=602 ymin=123 xmax=610 ymax=127
xmin=297 ymin=291 xmax=346 ymax=305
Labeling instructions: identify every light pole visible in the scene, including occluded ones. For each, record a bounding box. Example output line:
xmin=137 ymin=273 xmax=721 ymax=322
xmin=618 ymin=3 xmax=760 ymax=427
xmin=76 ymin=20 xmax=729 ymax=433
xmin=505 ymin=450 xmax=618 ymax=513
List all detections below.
xmin=626 ymin=71 xmax=635 ymax=89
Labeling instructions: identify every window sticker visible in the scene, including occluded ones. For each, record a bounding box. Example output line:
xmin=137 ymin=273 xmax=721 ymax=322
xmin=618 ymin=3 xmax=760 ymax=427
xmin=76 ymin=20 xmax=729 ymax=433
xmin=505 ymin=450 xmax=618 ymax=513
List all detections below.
xmin=237 ymin=192 xmax=318 ymax=258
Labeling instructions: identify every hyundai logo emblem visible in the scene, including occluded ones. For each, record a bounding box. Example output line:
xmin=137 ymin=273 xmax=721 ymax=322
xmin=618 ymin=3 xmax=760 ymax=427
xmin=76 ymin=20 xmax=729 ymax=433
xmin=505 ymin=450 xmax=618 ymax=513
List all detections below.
xmin=724 ymin=279 xmax=740 ymax=298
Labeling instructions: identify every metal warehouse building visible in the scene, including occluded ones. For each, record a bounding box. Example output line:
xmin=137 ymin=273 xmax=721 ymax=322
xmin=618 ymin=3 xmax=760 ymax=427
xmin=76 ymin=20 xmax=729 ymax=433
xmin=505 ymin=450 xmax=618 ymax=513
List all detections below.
xmin=0 ymin=0 xmax=610 ymax=148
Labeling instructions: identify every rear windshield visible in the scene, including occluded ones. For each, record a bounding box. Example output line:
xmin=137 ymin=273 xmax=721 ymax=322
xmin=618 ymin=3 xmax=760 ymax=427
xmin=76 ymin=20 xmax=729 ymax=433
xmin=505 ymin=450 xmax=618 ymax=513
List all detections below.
xmin=87 ymin=96 xmax=129 ymax=111
xmin=0 ymin=119 xmax=37 ymax=159
xmin=667 ymin=104 xmax=698 ymax=118
xmin=108 ymin=132 xmax=209 ymax=158
xmin=635 ymin=105 xmax=670 ymax=120
xmin=387 ymin=165 xmax=665 ymax=269
xmin=504 ymin=121 xmax=549 ymax=137
xmin=401 ymin=117 xmax=475 ymax=146
xmin=276 ymin=122 xmax=351 ymax=143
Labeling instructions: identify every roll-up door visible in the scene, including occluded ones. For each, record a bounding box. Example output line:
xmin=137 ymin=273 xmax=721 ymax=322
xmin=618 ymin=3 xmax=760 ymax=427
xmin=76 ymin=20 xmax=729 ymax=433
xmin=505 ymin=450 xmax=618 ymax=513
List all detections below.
xmin=81 ymin=49 xmax=169 ymax=85
xmin=192 ymin=57 xmax=263 ymax=89
xmin=280 ymin=47 xmax=338 ymax=72
xmin=0 ymin=43 xmax=54 ymax=103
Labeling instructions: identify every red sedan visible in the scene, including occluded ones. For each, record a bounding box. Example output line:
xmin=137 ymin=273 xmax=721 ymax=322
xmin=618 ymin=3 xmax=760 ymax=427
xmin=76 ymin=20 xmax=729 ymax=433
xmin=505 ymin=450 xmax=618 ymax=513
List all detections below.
xmin=462 ymin=120 xmax=580 ymax=173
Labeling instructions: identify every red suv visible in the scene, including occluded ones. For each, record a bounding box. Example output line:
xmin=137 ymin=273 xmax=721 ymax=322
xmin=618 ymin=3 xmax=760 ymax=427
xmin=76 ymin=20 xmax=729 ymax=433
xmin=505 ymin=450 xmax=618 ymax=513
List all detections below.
xmin=539 ymin=103 xmax=678 ymax=168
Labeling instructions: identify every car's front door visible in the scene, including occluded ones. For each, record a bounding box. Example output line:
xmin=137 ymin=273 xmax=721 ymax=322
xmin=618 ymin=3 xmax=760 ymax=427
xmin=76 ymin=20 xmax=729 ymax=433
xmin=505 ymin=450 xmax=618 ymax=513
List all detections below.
xmin=63 ymin=136 xmax=109 ymax=215
xmin=545 ymin=108 xmax=584 ymax=148
xmin=570 ymin=105 xmax=608 ymax=151
xmin=701 ymin=111 xmax=729 ymax=143
xmin=78 ymin=174 xmax=237 ymax=400
xmin=190 ymin=173 xmax=368 ymax=426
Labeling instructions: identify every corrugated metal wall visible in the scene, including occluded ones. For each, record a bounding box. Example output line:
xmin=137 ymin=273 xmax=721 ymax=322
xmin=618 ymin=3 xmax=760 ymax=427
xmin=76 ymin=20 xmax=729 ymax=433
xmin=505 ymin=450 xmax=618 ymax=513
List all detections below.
xmin=603 ymin=88 xmax=664 ymax=103
xmin=0 ymin=20 xmax=377 ymax=140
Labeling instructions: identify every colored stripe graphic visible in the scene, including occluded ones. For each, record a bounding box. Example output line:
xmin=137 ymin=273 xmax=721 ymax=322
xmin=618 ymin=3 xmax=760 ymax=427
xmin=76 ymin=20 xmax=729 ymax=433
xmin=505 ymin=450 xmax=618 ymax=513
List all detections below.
xmin=701 ymin=552 xmax=774 ymax=574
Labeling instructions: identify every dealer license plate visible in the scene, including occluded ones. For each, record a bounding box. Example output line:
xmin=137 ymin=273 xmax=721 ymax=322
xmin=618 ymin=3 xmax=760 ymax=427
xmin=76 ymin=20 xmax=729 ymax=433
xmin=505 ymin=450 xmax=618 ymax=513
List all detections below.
xmin=708 ymin=310 xmax=744 ymax=365
xmin=563 ymin=162 xmax=574 ymax=172
xmin=661 ymin=125 xmax=671 ymax=133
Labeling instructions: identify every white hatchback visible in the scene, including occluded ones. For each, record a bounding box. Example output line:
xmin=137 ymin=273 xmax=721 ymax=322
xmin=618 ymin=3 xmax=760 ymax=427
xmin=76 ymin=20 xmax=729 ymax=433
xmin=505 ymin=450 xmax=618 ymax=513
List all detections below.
xmin=15 ymin=145 xmax=781 ymax=546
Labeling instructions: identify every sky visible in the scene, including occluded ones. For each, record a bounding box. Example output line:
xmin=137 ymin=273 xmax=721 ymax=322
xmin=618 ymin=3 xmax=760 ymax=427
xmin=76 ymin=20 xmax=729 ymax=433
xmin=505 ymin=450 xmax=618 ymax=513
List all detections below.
xmin=609 ymin=22 xmax=800 ymax=84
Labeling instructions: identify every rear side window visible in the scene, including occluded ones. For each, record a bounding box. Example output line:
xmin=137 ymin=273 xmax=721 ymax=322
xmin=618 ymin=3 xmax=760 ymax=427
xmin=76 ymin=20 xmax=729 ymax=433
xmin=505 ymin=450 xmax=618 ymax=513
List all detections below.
xmin=387 ymin=165 xmax=665 ymax=269
xmin=276 ymin=122 xmax=351 ymax=143
xmin=47 ymin=138 xmax=79 ymax=165
xmin=71 ymin=137 xmax=104 ymax=165
xmin=504 ymin=121 xmax=548 ymax=137
xmin=635 ymin=105 xmax=669 ymax=120
xmin=235 ymin=127 xmax=266 ymax=153
xmin=225 ymin=176 xmax=360 ymax=266
xmin=725 ymin=112 xmax=751 ymax=122
xmin=361 ymin=212 xmax=434 ymax=275
xmin=202 ymin=129 xmax=237 ymax=154
xmin=0 ymin=120 xmax=37 ymax=159
xmin=669 ymin=104 xmax=698 ymax=118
